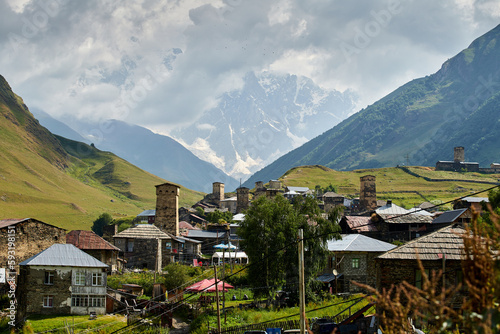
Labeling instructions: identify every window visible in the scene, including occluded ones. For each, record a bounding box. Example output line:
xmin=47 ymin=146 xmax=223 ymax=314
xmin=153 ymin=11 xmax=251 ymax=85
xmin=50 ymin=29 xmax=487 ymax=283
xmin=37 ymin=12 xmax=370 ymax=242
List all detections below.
xmin=74 ymin=272 xmax=85 ymax=286
xmin=89 ymin=296 xmax=105 ymax=307
xmin=43 ymin=295 xmax=54 ymax=308
xmin=44 ymin=271 xmax=54 ymax=285
xmin=92 ymin=273 xmax=103 ymax=286
xmin=72 ymin=295 xmax=88 ymax=307
xmin=415 ymin=269 xmax=430 ymax=289
xmin=352 ymin=258 xmax=360 ymax=269
xmin=127 ymin=240 xmax=134 ymax=252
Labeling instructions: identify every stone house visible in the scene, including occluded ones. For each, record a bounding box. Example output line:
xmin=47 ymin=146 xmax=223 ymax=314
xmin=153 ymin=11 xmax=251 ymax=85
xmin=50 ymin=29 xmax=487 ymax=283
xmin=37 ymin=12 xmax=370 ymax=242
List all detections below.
xmin=66 ymin=230 xmax=123 ymax=273
xmin=0 ymin=218 xmax=66 ymax=272
xmin=322 ymin=234 xmax=396 ymax=293
xmin=17 ymin=244 xmax=108 ymax=319
xmin=376 ymin=224 xmax=466 ymax=307
xmin=113 ymin=224 xmax=172 ymax=270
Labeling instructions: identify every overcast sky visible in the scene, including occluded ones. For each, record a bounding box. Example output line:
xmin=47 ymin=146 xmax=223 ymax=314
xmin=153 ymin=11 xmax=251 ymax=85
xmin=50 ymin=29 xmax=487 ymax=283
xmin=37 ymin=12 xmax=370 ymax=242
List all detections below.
xmin=1 ymin=0 xmax=499 ymax=134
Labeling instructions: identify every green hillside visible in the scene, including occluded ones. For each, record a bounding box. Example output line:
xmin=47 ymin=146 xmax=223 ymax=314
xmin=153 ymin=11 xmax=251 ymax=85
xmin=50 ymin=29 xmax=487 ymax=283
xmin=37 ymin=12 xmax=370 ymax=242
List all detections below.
xmin=277 ymin=165 xmax=500 ymax=210
xmin=244 ymin=24 xmax=500 ymax=187
xmin=0 ymin=75 xmax=204 ymax=230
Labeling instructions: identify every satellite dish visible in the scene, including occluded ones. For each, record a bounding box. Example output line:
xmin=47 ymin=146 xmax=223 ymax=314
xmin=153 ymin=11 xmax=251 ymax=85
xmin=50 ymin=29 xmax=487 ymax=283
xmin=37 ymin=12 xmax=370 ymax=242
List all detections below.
xmin=332 ymin=269 xmax=338 ymax=276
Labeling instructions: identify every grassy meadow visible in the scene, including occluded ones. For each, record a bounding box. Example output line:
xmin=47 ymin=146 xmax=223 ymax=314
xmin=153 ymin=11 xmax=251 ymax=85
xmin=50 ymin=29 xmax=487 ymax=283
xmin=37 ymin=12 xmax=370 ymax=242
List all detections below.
xmin=279 ymin=165 xmax=500 ymax=209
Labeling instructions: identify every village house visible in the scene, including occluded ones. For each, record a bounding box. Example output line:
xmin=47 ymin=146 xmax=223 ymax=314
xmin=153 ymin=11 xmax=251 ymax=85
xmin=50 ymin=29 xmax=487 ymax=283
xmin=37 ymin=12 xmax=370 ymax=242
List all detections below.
xmin=66 ymin=230 xmax=123 ymax=273
xmin=319 ymin=234 xmax=396 ymax=294
xmin=113 ymin=224 xmax=172 ymax=270
xmin=376 ymin=223 xmax=467 ymax=307
xmin=0 ymin=218 xmax=66 ymax=274
xmin=453 ymin=197 xmax=489 ymax=213
xmin=17 ymin=244 xmax=108 ymax=319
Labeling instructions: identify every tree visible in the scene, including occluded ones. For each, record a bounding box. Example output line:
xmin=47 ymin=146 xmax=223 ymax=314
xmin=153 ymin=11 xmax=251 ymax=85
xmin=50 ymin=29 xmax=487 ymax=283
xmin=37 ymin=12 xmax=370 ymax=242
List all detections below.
xmin=206 ymin=210 xmax=233 ymax=225
xmin=238 ymin=194 xmax=341 ymax=301
xmin=91 ymin=213 xmax=113 ymax=236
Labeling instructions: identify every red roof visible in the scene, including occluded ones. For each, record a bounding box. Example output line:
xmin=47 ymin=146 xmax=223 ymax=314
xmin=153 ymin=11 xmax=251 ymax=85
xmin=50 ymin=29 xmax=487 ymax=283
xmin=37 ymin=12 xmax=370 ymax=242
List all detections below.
xmin=66 ymin=230 xmax=120 ymax=251
xmin=179 ymin=221 xmax=200 ymax=230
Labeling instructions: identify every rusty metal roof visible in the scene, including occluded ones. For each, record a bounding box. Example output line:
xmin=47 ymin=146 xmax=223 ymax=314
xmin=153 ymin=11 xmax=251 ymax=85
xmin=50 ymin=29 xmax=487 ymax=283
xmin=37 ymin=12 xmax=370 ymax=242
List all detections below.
xmin=344 ymin=216 xmax=379 ymax=232
xmin=66 ymin=230 xmax=120 ymax=251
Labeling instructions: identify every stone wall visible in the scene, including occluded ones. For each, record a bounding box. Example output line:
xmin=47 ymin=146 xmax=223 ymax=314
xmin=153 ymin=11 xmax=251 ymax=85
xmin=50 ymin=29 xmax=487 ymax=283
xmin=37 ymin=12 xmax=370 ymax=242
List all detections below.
xmin=0 ymin=220 xmax=66 ymax=271
xmin=376 ymin=258 xmax=462 ymax=292
xmin=115 ymin=238 xmax=170 ymax=270
xmin=360 ymin=175 xmax=377 ymax=211
xmin=236 ymin=187 xmax=249 ymax=213
xmin=18 ymin=265 xmax=107 ymax=317
xmin=155 ymin=183 xmax=180 ymax=236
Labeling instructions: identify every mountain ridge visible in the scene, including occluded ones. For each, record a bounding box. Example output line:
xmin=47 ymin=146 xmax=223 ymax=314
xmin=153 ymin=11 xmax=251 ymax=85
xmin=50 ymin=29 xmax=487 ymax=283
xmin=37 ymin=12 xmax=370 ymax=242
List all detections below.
xmin=243 ymin=24 xmax=500 ymax=188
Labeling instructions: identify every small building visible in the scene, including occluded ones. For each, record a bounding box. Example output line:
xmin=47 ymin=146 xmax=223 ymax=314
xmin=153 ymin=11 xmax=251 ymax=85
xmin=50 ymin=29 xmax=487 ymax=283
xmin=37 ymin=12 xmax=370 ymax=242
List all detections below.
xmin=376 ymin=224 xmax=467 ymax=307
xmin=432 ymin=208 xmax=471 ymax=227
xmin=323 ymin=234 xmax=396 ymax=293
xmin=453 ymin=197 xmax=489 ymax=213
xmin=113 ymin=224 xmax=172 ymax=270
xmin=322 ymin=192 xmax=345 ymax=213
xmin=136 ymin=209 xmax=156 ymax=224
xmin=186 ymin=229 xmax=228 ymax=255
xmin=220 ymin=196 xmax=237 ymax=213
xmin=17 ymin=244 xmax=108 ymax=318
xmin=0 ymin=218 xmax=66 ymax=272
xmin=66 ymin=230 xmax=123 ymax=273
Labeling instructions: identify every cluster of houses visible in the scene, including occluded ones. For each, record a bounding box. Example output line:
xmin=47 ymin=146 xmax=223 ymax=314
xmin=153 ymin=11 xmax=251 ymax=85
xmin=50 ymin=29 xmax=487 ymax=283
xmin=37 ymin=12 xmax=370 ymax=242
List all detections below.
xmin=0 ymin=174 xmax=490 ymax=324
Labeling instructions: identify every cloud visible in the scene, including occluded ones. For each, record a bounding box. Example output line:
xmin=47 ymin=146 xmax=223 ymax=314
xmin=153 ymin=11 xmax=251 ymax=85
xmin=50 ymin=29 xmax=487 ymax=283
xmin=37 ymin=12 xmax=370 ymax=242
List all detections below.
xmin=0 ymin=0 xmax=498 ymax=131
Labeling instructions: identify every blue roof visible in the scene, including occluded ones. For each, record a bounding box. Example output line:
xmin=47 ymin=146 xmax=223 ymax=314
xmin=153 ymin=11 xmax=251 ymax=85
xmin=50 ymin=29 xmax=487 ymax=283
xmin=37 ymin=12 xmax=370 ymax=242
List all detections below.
xmin=20 ymin=244 xmax=108 ymax=268
xmin=327 ymin=234 xmax=396 ymax=252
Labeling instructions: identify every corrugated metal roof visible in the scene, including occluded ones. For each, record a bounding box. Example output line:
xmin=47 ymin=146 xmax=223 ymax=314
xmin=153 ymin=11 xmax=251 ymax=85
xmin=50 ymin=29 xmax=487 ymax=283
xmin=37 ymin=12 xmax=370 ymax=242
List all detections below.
xmin=432 ymin=208 xmax=469 ymax=225
xmin=327 ymin=234 xmax=396 ymax=252
xmin=287 ymin=186 xmax=310 ymax=193
xmin=0 ymin=218 xmax=65 ymax=230
xmin=232 ymin=213 xmax=245 ymax=221
xmin=461 ymin=197 xmax=489 ymax=203
xmin=113 ymin=224 xmax=171 ymax=240
xmin=66 ymin=230 xmax=120 ymax=251
xmin=187 ymin=230 xmax=226 ymax=239
xmin=137 ymin=209 xmax=156 ymax=217
xmin=179 ymin=221 xmax=200 ymax=230
xmin=377 ymin=224 xmax=466 ymax=261
xmin=20 ymin=244 xmax=108 ymax=268
xmin=376 ymin=203 xmax=411 ymax=215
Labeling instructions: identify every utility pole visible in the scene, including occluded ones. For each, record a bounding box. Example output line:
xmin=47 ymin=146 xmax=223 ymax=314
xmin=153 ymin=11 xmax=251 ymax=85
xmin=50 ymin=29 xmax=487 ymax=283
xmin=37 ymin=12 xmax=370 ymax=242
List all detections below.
xmin=155 ymin=237 xmax=161 ymax=282
xmin=214 ymin=265 xmax=221 ymax=333
xmin=298 ymin=229 xmax=306 ymax=334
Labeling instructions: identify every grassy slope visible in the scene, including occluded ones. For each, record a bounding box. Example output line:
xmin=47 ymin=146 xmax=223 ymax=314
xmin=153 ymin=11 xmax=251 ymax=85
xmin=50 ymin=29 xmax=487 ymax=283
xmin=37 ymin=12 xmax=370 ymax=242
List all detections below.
xmin=0 ymin=76 xmax=204 ymax=231
xmin=278 ymin=165 xmax=500 ymax=209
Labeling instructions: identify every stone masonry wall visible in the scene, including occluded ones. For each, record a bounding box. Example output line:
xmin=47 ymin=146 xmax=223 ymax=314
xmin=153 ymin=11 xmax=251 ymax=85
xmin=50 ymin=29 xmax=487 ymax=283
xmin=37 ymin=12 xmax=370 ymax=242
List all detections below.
xmin=155 ymin=183 xmax=179 ymax=236
xmin=0 ymin=220 xmax=66 ymax=271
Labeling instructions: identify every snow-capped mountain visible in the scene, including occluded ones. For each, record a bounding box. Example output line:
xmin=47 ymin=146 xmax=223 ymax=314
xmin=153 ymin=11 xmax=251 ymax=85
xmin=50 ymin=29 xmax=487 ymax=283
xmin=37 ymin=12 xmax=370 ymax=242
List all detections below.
xmin=171 ymin=71 xmax=358 ymax=181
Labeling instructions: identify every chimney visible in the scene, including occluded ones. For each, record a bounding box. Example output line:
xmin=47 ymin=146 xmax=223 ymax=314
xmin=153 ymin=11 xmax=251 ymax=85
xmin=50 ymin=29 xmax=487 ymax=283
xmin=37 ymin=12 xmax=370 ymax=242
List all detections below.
xmin=386 ymin=200 xmax=392 ymax=207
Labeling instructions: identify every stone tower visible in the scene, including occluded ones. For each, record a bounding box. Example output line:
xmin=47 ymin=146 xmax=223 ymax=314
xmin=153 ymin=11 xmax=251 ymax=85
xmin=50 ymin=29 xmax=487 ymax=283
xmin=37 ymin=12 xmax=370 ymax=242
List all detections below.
xmin=236 ymin=187 xmax=249 ymax=213
xmin=360 ymin=175 xmax=377 ymax=211
xmin=212 ymin=182 xmax=225 ymax=206
xmin=155 ymin=182 xmax=180 ymax=236
xmin=454 ymin=146 xmax=465 ymax=163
